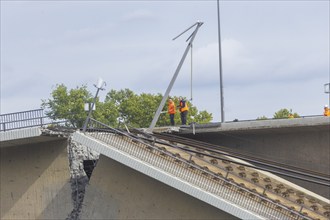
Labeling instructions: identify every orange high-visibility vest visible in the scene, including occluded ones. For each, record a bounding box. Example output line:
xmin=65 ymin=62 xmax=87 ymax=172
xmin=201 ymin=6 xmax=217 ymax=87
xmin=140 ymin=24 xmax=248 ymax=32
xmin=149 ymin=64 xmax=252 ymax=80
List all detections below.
xmin=168 ymin=101 xmax=176 ymax=114
xmin=179 ymin=100 xmax=189 ymax=112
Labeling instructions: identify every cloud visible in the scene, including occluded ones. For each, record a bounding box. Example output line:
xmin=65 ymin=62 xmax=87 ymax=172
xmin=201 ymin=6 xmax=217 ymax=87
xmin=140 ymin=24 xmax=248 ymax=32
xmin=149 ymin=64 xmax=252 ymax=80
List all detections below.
xmin=190 ymin=34 xmax=329 ymax=89
xmin=1 ymin=1 xmax=328 ymax=120
xmin=186 ymin=39 xmax=257 ymax=87
xmin=121 ymin=9 xmax=155 ymax=22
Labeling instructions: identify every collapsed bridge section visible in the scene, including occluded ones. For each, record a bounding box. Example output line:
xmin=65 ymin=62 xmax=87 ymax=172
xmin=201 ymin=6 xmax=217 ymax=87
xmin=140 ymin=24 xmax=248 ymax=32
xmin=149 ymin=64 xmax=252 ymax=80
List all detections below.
xmin=72 ymin=119 xmax=330 ymax=219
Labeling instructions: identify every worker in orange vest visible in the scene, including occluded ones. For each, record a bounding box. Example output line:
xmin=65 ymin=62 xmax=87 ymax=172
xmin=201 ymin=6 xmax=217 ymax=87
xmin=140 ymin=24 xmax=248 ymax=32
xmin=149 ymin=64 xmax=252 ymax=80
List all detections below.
xmin=168 ymin=99 xmax=176 ymax=126
xmin=324 ymin=105 xmax=330 ymax=116
xmin=178 ymin=97 xmax=189 ymax=125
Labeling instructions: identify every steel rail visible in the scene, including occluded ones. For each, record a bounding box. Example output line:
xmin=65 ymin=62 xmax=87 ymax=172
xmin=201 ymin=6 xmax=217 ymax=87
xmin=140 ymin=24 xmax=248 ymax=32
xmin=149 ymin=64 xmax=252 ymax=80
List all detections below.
xmin=151 ymin=132 xmax=330 ymax=179
xmin=148 ymin=133 xmax=330 ymax=186
xmin=122 ymin=128 xmax=330 ymax=186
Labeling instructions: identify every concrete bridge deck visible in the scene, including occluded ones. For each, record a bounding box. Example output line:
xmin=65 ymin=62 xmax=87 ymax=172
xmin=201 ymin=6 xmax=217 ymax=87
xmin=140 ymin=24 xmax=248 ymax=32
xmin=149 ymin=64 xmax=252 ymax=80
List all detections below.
xmin=1 ymin=116 xmax=329 ymax=219
xmin=72 ymin=125 xmax=329 ymax=220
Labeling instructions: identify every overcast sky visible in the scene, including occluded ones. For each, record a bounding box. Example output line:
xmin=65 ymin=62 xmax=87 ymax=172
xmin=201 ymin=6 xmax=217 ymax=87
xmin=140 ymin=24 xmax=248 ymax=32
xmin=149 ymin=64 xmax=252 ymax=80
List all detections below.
xmin=1 ymin=0 xmax=329 ymax=122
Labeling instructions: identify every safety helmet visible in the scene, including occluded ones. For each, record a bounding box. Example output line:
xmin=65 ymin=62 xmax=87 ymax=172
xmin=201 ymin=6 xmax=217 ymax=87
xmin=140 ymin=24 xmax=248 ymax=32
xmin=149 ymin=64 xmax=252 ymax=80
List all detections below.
xmin=325 ymin=105 xmax=328 ymax=108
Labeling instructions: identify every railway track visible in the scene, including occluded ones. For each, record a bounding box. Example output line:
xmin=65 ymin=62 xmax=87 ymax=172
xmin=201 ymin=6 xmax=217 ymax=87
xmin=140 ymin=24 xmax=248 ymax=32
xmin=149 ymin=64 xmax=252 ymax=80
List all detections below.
xmin=151 ymin=132 xmax=330 ymax=184
xmin=126 ymin=128 xmax=330 ymax=219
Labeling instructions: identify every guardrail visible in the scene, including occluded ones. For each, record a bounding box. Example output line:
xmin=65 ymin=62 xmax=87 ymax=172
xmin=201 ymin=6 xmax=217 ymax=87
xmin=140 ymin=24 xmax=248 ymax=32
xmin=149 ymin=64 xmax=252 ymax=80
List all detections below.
xmin=82 ymin=118 xmax=313 ymax=220
xmin=0 ymin=109 xmax=68 ymax=132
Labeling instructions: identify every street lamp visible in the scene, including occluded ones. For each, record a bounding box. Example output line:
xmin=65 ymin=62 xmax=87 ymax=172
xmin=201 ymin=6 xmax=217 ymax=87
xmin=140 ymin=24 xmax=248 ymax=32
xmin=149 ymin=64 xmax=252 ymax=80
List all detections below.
xmin=82 ymin=78 xmax=106 ymax=132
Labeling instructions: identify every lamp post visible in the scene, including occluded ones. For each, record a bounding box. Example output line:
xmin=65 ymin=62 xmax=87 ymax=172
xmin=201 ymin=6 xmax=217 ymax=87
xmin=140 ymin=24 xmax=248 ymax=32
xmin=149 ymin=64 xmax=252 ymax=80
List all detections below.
xmin=82 ymin=78 xmax=106 ymax=132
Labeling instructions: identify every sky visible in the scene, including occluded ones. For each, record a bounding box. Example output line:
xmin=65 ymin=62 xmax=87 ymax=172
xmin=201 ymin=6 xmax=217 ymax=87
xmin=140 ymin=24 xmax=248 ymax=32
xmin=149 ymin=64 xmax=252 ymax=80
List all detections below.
xmin=1 ymin=0 xmax=329 ymax=123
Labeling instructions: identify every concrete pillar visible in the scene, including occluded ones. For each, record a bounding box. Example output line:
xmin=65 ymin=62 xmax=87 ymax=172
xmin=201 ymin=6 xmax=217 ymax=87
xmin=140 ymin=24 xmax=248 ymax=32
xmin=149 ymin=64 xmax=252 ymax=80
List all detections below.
xmin=0 ymin=140 xmax=72 ymax=219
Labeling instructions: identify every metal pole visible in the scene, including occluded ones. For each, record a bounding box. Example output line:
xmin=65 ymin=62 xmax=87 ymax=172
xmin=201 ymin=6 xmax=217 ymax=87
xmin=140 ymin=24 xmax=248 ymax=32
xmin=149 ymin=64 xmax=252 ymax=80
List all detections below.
xmin=148 ymin=22 xmax=203 ymax=132
xmin=82 ymin=88 xmax=100 ymax=132
xmin=190 ymin=43 xmax=193 ymax=101
xmin=217 ymin=0 xmax=225 ymax=123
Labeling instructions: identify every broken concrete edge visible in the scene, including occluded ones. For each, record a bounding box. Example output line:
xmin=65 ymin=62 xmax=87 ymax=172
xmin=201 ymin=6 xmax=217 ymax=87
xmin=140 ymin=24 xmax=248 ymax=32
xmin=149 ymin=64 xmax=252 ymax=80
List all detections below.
xmin=41 ymin=127 xmax=101 ymax=220
xmin=66 ymin=133 xmax=100 ymax=220
xmin=41 ymin=126 xmax=76 ymax=137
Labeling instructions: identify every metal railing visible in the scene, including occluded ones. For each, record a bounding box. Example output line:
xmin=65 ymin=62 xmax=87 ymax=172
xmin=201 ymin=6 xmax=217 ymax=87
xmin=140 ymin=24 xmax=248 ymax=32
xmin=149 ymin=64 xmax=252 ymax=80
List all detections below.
xmin=0 ymin=109 xmax=67 ymax=132
xmin=83 ymin=118 xmax=313 ymax=220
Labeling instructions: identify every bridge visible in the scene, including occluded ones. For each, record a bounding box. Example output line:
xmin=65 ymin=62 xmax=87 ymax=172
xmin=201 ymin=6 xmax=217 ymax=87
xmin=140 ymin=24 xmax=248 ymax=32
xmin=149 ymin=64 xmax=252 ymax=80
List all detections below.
xmin=1 ymin=109 xmax=329 ymax=219
xmin=172 ymin=116 xmax=330 ymax=198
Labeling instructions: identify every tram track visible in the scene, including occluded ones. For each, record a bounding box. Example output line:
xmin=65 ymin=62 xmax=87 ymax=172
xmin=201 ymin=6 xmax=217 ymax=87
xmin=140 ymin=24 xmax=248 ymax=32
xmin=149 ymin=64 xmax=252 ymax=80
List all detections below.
xmin=126 ymin=128 xmax=330 ymax=219
xmin=149 ymin=132 xmax=330 ymax=184
xmin=84 ymin=122 xmax=330 ymax=219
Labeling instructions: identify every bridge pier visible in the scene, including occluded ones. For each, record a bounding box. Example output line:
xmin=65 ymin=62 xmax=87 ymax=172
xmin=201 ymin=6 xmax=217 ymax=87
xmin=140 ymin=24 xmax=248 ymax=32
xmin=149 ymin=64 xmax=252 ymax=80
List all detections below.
xmin=0 ymin=139 xmax=72 ymax=219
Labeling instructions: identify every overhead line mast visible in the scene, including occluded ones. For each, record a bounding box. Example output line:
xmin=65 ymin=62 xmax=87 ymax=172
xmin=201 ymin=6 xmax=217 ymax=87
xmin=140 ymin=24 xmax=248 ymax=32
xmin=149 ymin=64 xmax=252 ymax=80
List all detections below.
xmin=148 ymin=21 xmax=204 ymax=132
xmin=217 ymin=0 xmax=225 ymax=123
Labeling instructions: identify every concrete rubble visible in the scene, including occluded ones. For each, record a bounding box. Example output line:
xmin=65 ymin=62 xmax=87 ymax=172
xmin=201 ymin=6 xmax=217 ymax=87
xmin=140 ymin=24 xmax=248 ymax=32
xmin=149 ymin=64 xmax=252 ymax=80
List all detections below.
xmin=41 ymin=127 xmax=99 ymax=220
xmin=66 ymin=136 xmax=99 ymax=220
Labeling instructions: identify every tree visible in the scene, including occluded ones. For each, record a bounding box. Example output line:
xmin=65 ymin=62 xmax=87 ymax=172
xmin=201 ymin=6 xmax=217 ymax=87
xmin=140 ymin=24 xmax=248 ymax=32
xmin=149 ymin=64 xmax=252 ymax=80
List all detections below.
xmin=104 ymin=90 xmax=213 ymax=128
xmin=257 ymin=116 xmax=268 ymax=120
xmin=41 ymin=84 xmax=92 ymax=127
xmin=116 ymin=92 xmax=164 ymax=128
xmin=104 ymin=89 xmax=160 ymax=128
xmin=42 ymin=86 xmax=213 ymax=129
xmin=273 ymin=108 xmax=300 ymax=119
xmin=92 ymin=101 xmax=119 ymax=128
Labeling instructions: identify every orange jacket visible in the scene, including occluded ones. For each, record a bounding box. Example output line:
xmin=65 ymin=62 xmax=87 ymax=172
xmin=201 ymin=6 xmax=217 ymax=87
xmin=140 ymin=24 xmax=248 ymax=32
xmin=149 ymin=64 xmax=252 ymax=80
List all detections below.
xmin=324 ymin=108 xmax=330 ymax=116
xmin=168 ymin=100 xmax=176 ymax=114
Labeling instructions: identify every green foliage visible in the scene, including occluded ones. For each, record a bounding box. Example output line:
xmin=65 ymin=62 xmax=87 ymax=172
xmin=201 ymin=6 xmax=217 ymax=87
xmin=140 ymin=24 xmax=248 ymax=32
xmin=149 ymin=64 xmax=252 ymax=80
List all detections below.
xmin=41 ymin=84 xmax=92 ymax=127
xmin=118 ymin=92 xmax=164 ymax=128
xmin=42 ymin=86 xmax=213 ymax=129
xmin=92 ymin=101 xmax=119 ymax=127
xmin=256 ymin=116 xmax=268 ymax=120
xmin=104 ymin=91 xmax=213 ymax=127
xmin=273 ymin=108 xmax=300 ymax=119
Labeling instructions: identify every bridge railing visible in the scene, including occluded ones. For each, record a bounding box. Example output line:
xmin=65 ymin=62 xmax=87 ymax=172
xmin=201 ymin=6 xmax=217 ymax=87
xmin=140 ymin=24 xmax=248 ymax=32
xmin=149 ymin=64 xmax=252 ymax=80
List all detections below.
xmin=82 ymin=118 xmax=312 ymax=220
xmin=0 ymin=109 xmax=67 ymax=132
